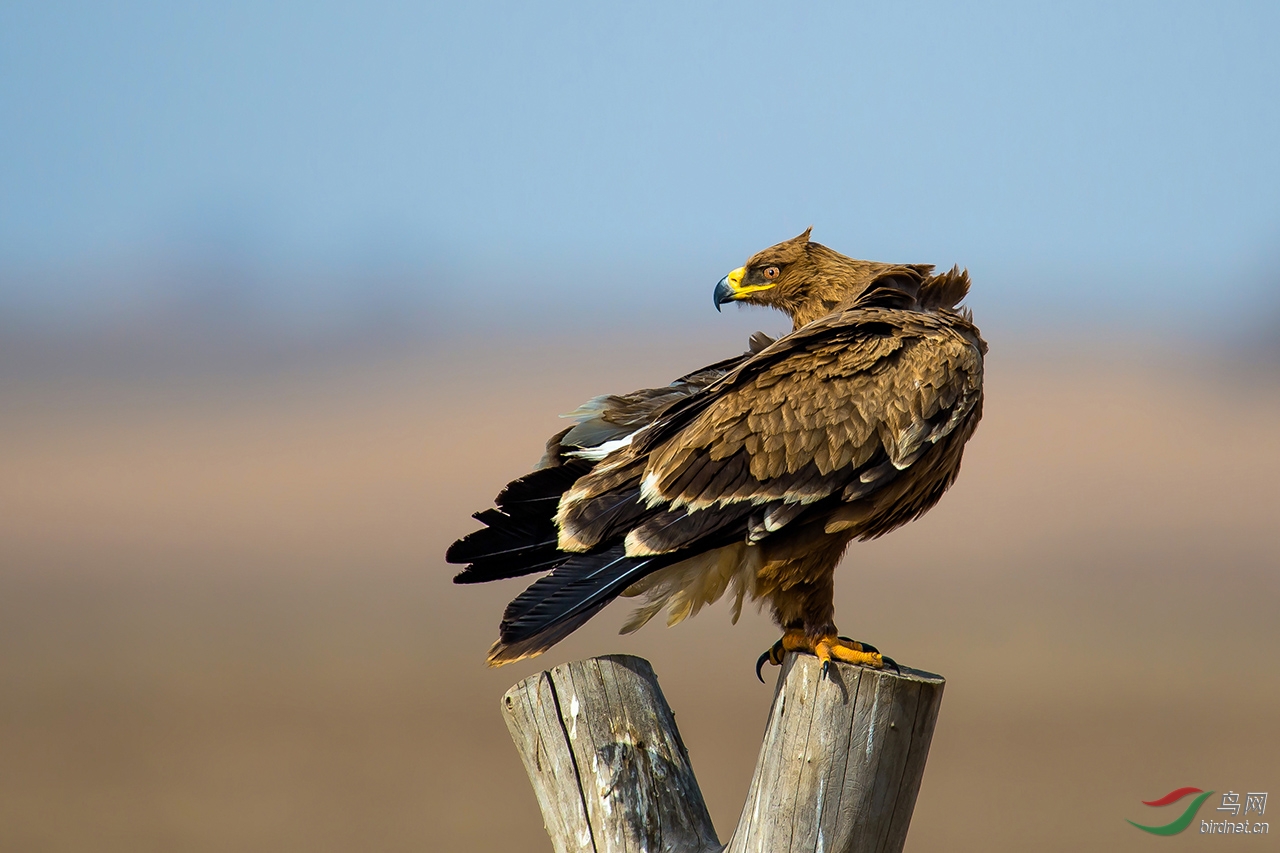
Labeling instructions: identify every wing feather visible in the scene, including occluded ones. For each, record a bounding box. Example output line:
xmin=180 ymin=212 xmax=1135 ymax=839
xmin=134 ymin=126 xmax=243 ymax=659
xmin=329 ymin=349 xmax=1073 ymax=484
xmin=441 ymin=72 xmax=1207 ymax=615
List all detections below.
xmin=637 ymin=308 xmax=984 ymax=530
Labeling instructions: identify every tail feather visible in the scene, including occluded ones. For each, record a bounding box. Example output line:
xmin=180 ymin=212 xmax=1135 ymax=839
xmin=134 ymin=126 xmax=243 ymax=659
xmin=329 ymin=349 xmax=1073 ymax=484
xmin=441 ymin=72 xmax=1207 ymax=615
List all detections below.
xmin=447 ymin=461 xmax=592 ymax=584
xmin=452 ymin=546 xmax=568 ymax=584
xmin=486 ymin=545 xmax=670 ymax=665
xmin=496 ymin=459 xmax=591 ymax=506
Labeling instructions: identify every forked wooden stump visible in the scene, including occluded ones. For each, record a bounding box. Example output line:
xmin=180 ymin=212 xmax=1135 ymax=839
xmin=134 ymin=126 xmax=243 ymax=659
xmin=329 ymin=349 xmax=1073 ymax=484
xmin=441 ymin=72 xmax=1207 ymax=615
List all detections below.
xmin=502 ymin=653 xmax=944 ymax=853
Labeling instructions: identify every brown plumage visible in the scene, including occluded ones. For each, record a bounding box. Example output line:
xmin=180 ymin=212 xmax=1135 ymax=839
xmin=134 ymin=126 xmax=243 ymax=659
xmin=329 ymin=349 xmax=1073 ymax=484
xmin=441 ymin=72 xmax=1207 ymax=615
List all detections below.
xmin=447 ymin=229 xmax=986 ymax=668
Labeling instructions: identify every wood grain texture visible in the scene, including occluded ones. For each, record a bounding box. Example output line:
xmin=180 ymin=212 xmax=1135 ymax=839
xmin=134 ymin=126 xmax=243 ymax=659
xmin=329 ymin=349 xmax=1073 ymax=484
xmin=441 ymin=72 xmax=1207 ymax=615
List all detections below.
xmin=725 ymin=654 xmax=944 ymax=853
xmin=503 ymin=653 xmax=942 ymax=853
xmin=501 ymin=654 xmax=721 ymax=853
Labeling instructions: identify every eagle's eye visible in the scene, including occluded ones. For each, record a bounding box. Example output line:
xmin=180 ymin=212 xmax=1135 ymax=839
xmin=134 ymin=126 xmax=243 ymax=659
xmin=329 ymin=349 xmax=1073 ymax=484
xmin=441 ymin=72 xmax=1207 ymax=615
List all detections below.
xmin=763 ymin=266 xmax=780 ymax=281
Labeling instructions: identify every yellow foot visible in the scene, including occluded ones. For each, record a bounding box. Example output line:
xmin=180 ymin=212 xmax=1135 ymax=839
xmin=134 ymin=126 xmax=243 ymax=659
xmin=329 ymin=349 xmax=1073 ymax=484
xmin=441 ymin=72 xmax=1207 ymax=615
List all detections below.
xmin=756 ymin=629 xmax=889 ymax=681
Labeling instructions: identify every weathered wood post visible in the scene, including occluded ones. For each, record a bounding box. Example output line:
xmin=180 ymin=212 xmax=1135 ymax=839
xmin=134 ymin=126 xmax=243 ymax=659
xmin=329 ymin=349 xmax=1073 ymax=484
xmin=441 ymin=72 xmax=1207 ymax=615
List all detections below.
xmin=502 ymin=655 xmax=720 ymax=853
xmin=502 ymin=653 xmax=944 ymax=853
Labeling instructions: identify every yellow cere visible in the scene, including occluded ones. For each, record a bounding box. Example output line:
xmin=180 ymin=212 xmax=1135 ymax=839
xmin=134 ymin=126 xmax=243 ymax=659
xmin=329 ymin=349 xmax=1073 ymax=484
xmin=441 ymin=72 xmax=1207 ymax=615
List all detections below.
xmin=726 ymin=266 xmax=775 ymax=298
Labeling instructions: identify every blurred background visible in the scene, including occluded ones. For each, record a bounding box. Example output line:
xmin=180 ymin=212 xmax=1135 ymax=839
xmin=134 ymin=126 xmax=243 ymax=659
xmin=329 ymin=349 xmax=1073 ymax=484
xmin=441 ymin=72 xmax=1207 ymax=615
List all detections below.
xmin=2 ymin=2 xmax=1278 ymax=851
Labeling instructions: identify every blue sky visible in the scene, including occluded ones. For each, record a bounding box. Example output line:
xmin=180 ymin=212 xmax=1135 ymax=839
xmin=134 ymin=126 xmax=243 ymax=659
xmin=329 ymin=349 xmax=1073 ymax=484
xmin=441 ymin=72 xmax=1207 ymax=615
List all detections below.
xmin=2 ymin=1 xmax=1278 ymax=335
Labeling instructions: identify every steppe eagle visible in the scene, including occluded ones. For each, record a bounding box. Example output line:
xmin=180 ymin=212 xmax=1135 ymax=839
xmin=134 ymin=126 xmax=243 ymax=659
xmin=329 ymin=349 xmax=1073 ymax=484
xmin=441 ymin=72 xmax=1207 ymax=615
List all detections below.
xmin=447 ymin=229 xmax=986 ymax=677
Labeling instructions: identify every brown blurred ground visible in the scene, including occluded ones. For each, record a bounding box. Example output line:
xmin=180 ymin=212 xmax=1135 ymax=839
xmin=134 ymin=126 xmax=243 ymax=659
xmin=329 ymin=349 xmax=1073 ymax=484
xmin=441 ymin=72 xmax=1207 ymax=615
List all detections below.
xmin=1 ymin=338 xmax=1277 ymax=852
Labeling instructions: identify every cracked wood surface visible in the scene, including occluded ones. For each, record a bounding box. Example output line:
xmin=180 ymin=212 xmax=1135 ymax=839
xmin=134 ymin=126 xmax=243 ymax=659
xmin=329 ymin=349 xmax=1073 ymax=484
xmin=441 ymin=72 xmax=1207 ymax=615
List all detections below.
xmin=502 ymin=653 xmax=943 ymax=853
xmin=725 ymin=654 xmax=944 ymax=853
xmin=502 ymin=655 xmax=720 ymax=853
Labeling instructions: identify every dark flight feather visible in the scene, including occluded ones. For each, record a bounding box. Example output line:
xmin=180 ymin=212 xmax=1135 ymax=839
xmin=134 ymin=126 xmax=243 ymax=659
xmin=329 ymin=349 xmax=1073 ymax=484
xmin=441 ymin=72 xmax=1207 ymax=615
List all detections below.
xmin=488 ymin=545 xmax=674 ymax=664
xmin=448 ymin=459 xmax=593 ymax=583
xmin=626 ymin=504 xmax=754 ymax=554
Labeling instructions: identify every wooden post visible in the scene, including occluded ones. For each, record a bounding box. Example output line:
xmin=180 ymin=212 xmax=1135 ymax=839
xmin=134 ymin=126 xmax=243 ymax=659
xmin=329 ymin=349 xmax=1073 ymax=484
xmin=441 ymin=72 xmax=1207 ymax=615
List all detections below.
xmin=502 ymin=655 xmax=721 ymax=853
xmin=502 ymin=653 xmax=944 ymax=853
xmin=725 ymin=653 xmax=945 ymax=853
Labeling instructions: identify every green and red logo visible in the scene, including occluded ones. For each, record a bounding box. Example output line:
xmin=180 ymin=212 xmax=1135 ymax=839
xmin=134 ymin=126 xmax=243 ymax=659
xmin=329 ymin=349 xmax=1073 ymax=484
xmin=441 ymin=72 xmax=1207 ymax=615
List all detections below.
xmin=1128 ymin=787 xmax=1214 ymax=835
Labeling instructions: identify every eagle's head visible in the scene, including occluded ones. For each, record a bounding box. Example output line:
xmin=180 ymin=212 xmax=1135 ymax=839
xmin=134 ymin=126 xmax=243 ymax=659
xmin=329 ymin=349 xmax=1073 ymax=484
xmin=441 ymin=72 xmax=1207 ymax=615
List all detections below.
xmin=714 ymin=228 xmax=894 ymax=328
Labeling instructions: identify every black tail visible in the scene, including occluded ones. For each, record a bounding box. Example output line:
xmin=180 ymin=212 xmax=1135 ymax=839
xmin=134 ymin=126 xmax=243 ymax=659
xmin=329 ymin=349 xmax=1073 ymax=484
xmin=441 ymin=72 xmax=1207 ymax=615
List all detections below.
xmin=486 ymin=544 xmax=674 ymax=665
xmin=447 ymin=460 xmax=591 ymax=584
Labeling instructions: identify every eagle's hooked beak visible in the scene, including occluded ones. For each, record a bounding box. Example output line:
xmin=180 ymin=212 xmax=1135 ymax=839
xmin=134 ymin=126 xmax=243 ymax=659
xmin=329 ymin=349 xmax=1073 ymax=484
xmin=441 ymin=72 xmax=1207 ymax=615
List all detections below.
xmin=714 ymin=267 xmax=746 ymax=312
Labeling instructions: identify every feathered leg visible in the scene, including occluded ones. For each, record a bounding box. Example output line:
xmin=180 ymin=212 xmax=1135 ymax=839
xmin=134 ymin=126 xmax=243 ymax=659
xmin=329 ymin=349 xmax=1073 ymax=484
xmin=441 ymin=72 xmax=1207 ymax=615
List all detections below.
xmin=754 ymin=543 xmax=888 ymax=681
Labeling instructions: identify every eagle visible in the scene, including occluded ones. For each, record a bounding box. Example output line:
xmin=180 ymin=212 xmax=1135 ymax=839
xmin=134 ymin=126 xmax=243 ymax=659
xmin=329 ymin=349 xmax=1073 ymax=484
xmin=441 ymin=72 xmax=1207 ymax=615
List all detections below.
xmin=447 ymin=229 xmax=986 ymax=678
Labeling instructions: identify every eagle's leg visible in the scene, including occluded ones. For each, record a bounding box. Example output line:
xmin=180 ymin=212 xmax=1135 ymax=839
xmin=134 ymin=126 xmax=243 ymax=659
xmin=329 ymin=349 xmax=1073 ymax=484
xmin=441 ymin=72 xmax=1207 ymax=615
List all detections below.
xmin=755 ymin=545 xmax=886 ymax=681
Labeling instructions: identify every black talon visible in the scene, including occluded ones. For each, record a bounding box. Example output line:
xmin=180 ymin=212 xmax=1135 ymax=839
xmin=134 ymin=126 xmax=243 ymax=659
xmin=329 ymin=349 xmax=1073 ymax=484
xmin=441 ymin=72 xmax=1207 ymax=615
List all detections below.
xmin=821 ymin=658 xmax=832 ymax=679
xmin=755 ymin=649 xmax=771 ymax=683
xmin=882 ymin=655 xmax=900 ymax=672
xmin=756 ymin=639 xmax=788 ymax=683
